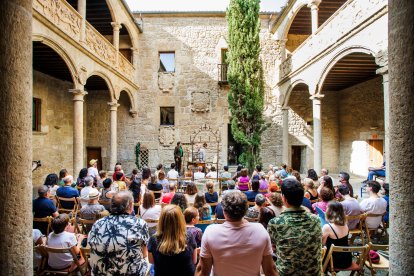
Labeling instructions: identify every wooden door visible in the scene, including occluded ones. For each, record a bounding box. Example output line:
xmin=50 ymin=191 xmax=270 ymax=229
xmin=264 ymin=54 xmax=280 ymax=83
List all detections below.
xmin=368 ymin=140 xmax=383 ymax=167
xmin=86 ymin=147 xmax=102 ymax=171
xmin=291 ymin=146 xmax=302 ymax=172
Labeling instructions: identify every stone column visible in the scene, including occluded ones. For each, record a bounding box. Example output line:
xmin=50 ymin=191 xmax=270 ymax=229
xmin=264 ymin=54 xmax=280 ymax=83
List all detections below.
xmin=0 ymin=1 xmax=32 ymax=273
xmin=78 ymin=0 xmax=86 ymax=42
xmin=308 ymin=0 xmax=321 ymax=34
xmin=70 ymin=89 xmax=88 ymax=176
xmin=311 ymin=95 xmax=323 ymax=173
xmin=111 ymin=22 xmax=122 ymax=67
xmin=108 ymin=101 xmax=120 ymax=171
xmin=282 ymin=107 xmax=289 ymax=164
xmin=376 ymin=65 xmax=389 ymax=178
xmin=389 ymin=0 xmax=414 ymax=274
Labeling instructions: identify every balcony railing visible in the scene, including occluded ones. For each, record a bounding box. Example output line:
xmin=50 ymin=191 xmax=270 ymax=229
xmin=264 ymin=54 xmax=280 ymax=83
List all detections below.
xmin=218 ymin=63 xmax=228 ymax=85
xmin=279 ymin=0 xmax=387 ymax=80
xmin=33 ymin=0 xmax=134 ymax=80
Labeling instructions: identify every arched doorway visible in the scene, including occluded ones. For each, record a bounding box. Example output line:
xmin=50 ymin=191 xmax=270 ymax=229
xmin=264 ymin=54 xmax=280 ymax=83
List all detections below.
xmin=32 ymin=41 xmax=76 ymax=185
xmin=285 ymin=83 xmax=312 ymax=173
xmin=319 ymin=52 xmax=382 ymax=176
xmin=84 ymin=75 xmax=113 ymax=172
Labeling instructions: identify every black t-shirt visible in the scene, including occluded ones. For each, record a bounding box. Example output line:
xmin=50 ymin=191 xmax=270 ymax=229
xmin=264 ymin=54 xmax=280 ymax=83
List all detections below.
xmin=148 ymin=183 xmax=163 ymax=199
xmin=33 ymin=197 xmax=57 ymax=234
xmin=148 ymin=234 xmax=196 ymax=276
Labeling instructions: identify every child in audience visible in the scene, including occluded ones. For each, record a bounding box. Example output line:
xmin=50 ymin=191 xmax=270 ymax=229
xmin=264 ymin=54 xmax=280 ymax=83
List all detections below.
xmin=237 ymin=168 xmax=250 ymax=191
xmin=204 ymin=182 xmax=218 ymax=213
xmin=47 ymin=214 xmax=85 ymax=270
xmin=194 ymin=192 xmax=212 ymax=232
xmin=183 ymin=207 xmax=203 ymax=247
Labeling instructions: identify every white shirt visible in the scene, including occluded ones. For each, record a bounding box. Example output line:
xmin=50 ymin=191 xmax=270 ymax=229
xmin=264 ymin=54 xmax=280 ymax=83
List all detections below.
xmin=167 ymin=169 xmax=179 ymax=179
xmin=139 ymin=205 xmax=162 ymax=228
xmin=198 ymin=148 xmax=206 ymax=162
xmin=185 ymin=194 xmax=197 ymax=204
xmin=80 ymin=187 xmax=98 ymax=207
xmin=47 ymin=231 xmax=77 ymax=269
xmin=194 ymin=172 xmax=205 ymax=180
xmin=359 ymin=196 xmax=387 ymax=228
xmin=87 ymin=166 xmax=99 ymax=178
xmin=33 ymin=229 xmax=43 ymax=268
xmin=206 ymin=171 xmax=218 ymax=179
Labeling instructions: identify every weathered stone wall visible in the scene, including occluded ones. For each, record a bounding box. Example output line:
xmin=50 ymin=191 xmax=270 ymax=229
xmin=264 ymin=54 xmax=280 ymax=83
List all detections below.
xmin=85 ymin=90 xmax=111 ymax=171
xmin=321 ymin=91 xmax=339 ymax=173
xmin=338 ymin=76 xmax=384 ymax=176
xmin=286 ymin=34 xmax=309 ymax=53
xmin=125 ymin=14 xmax=280 ymax=172
xmin=286 ymin=90 xmax=313 ymax=172
xmin=32 ymin=70 xmax=74 ymax=186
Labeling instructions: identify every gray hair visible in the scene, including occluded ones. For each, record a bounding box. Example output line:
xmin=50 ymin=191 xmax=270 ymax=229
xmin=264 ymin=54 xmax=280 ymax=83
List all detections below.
xmin=38 ymin=185 xmax=49 ymax=197
xmin=221 ymin=191 xmax=248 ymax=221
xmin=63 ymin=175 xmax=73 ymax=185
xmin=110 ymin=191 xmax=133 ymax=215
xmin=85 ymin=176 xmax=94 ymax=186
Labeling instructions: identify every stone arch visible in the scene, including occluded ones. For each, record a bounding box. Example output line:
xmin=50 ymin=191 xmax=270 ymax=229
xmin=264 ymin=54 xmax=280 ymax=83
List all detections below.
xmin=282 ymin=79 xmax=310 ymax=107
xmin=105 ymin=0 xmax=118 ymax=24
xmin=32 ymin=34 xmax=78 ymax=87
xmin=117 ymin=88 xmax=137 ymax=115
xmin=119 ymin=22 xmax=138 ymax=49
xmin=316 ymin=46 xmax=376 ymax=94
xmin=86 ymin=71 xmax=116 ymax=101
xmin=274 ymin=0 xmax=309 ymax=40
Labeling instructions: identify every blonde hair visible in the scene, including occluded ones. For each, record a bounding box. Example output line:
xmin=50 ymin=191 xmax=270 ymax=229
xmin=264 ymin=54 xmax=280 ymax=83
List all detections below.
xmin=156 ymin=204 xmax=187 ymax=255
xmin=303 ymin=178 xmax=315 ymax=189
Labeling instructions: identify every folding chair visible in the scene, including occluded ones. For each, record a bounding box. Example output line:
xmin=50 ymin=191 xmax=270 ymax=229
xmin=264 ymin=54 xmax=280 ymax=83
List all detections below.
xmin=214 ymin=218 xmax=226 ymax=224
xmin=77 ymin=218 xmax=97 ymax=235
xmin=347 ymin=213 xmax=367 ymax=245
xmin=33 ymin=216 xmax=53 ymax=236
xmin=36 ymin=245 xmax=88 ymax=276
xmin=56 ymin=196 xmax=80 ymax=218
xmin=248 ymin=201 xmax=256 ymax=207
xmin=152 ymin=190 xmax=163 ymax=204
xmin=323 ymin=244 xmax=369 ymax=276
xmin=321 ymin=246 xmax=327 ymax=260
xmin=364 ymin=242 xmax=389 ymax=275
xmin=364 ymin=212 xmax=388 ymax=243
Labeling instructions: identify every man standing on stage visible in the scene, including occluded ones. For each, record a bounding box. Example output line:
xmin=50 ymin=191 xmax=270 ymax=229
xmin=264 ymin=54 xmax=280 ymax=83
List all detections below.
xmin=198 ymin=143 xmax=207 ymax=162
xmin=174 ymin=141 xmax=183 ymax=175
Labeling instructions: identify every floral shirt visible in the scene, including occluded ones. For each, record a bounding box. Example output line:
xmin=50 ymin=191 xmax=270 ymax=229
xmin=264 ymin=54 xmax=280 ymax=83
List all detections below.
xmin=88 ymin=214 xmax=149 ymax=275
xmin=245 ymin=206 xmax=260 ymax=219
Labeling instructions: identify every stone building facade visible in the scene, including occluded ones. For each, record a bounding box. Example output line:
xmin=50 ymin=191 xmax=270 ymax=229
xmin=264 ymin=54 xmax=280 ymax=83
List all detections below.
xmin=31 ymin=0 xmax=388 ymax=187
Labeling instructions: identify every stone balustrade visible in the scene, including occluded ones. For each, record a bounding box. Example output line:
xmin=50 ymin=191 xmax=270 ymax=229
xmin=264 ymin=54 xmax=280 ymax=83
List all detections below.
xmin=280 ymin=0 xmax=387 ymax=80
xmin=33 ymin=0 xmax=134 ymax=80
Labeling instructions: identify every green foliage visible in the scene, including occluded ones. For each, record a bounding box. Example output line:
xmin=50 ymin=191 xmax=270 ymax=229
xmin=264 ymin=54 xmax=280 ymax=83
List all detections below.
xmin=135 ymin=142 xmax=141 ymax=169
xmin=226 ymin=0 xmax=267 ymax=172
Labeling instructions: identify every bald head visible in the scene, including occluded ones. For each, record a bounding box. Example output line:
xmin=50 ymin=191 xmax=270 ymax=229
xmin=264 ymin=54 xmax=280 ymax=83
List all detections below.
xmin=110 ymin=191 xmax=133 ymax=215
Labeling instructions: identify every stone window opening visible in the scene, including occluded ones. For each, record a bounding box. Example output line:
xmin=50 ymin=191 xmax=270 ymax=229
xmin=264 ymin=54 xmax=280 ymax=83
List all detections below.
xmin=160 ymin=107 xmax=175 ymax=125
xmin=159 ymin=52 xmax=175 ymax=72
xmin=33 ymin=98 xmax=41 ymax=131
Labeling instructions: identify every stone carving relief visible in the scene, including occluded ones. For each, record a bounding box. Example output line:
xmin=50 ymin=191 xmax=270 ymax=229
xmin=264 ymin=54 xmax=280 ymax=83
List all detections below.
xmin=76 ymin=66 xmax=88 ymax=85
xmin=85 ymin=25 xmax=116 ymax=65
xmin=158 ymin=73 xmax=175 ymax=92
xmin=191 ymin=91 xmax=210 ymax=112
xmin=159 ymin=126 xmax=175 ymax=147
xmin=34 ymin=0 xmax=81 ymax=38
xmin=118 ymin=54 xmax=134 ymax=80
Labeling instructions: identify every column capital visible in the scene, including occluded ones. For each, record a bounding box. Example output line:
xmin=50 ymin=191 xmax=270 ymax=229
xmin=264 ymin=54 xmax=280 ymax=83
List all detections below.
xmin=111 ymin=22 xmax=122 ymax=31
xmin=129 ymin=109 xmax=138 ymax=118
xmin=310 ymin=94 xmax=324 ymax=101
xmin=108 ymin=101 xmax=120 ymax=111
xmin=308 ymin=0 xmax=321 ymax=8
xmin=69 ymin=89 xmax=88 ymax=101
xmin=376 ymin=66 xmax=388 ymax=76
xmin=281 ymin=105 xmax=289 ymax=111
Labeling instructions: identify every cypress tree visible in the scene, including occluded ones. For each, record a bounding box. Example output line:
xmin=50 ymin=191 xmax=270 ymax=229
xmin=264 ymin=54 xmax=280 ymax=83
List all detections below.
xmin=226 ymin=0 xmax=267 ymax=173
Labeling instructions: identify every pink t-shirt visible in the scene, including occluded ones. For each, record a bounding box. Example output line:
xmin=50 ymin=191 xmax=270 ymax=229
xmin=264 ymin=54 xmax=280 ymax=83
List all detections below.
xmin=200 ymin=220 xmax=272 ymax=276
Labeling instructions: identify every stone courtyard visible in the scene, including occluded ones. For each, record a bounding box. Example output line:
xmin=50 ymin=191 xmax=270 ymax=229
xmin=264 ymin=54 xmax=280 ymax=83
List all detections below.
xmin=0 ymin=0 xmax=413 ymax=274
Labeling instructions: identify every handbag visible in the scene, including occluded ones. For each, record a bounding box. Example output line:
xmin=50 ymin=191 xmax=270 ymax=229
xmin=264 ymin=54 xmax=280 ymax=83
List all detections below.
xmin=369 ymin=250 xmax=380 ymax=264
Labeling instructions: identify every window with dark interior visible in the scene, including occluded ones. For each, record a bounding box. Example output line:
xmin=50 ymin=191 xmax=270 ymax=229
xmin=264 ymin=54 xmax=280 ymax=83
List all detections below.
xmin=33 ymin=98 xmax=41 ymax=131
xmin=160 ymin=107 xmax=175 ymax=125
xmin=159 ymin=52 xmax=175 ymax=72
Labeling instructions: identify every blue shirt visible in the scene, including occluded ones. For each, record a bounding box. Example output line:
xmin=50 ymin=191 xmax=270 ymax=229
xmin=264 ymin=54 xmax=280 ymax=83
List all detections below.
xmin=302 ymin=197 xmax=312 ymax=211
xmin=56 ymin=186 xmax=79 ymax=209
xmin=33 ymin=197 xmax=57 ymax=218
xmin=244 ymin=191 xmax=260 ymax=202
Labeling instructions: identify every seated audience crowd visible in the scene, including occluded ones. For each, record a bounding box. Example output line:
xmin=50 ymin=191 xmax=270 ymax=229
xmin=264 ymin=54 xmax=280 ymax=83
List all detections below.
xmin=33 ymin=161 xmax=389 ymax=275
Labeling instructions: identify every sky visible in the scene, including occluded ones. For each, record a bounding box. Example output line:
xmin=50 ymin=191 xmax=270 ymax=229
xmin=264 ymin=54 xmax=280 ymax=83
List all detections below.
xmin=125 ymin=0 xmax=287 ymax=13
